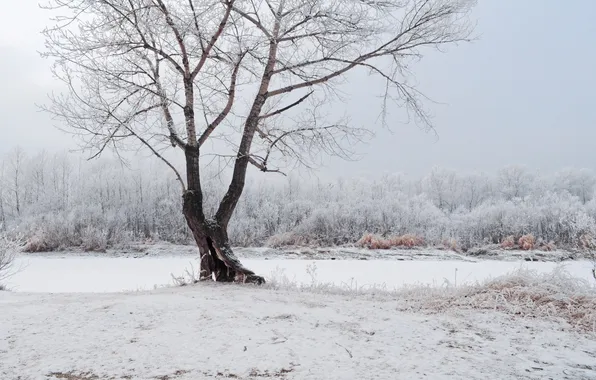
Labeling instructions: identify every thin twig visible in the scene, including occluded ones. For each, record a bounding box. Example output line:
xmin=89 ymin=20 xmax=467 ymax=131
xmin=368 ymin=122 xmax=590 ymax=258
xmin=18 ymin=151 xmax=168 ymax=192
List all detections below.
xmin=336 ymin=343 xmax=353 ymax=358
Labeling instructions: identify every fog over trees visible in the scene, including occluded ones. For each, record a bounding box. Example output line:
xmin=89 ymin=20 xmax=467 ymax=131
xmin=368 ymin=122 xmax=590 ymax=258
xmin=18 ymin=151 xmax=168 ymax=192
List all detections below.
xmin=1 ymin=149 xmax=595 ymax=252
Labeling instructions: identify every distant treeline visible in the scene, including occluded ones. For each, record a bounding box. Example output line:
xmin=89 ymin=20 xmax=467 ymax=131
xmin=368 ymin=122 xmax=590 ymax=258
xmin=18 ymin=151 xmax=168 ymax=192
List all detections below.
xmin=1 ymin=148 xmax=595 ymax=252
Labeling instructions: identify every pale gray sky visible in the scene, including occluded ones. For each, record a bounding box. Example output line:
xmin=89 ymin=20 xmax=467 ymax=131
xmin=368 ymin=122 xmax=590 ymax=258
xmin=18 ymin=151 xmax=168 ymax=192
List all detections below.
xmin=0 ymin=1 xmax=594 ymax=177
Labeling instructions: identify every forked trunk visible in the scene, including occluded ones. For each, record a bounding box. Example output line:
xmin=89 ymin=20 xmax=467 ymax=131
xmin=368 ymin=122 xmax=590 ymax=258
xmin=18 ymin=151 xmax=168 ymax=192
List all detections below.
xmin=183 ymin=191 xmax=265 ymax=284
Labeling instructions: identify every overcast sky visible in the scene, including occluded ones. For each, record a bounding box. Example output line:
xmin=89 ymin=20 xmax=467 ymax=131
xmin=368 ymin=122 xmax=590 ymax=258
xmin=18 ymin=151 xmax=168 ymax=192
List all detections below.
xmin=0 ymin=0 xmax=595 ymax=178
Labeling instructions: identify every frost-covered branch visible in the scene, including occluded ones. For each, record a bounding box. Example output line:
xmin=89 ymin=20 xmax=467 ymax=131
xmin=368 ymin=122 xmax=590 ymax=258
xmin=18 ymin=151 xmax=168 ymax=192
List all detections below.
xmin=0 ymin=236 xmax=19 ymax=288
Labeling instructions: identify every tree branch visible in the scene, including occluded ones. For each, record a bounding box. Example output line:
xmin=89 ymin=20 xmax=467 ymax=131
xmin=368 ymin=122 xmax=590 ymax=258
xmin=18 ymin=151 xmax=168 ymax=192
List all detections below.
xmin=154 ymin=0 xmax=191 ymax=76
xmin=231 ymin=6 xmax=272 ymax=38
xmin=198 ymin=52 xmax=245 ymax=147
xmin=247 ymin=156 xmax=287 ymax=176
xmin=191 ymin=0 xmax=235 ymax=79
xmin=107 ymin=109 xmax=186 ymax=192
xmin=258 ymin=91 xmax=314 ymax=120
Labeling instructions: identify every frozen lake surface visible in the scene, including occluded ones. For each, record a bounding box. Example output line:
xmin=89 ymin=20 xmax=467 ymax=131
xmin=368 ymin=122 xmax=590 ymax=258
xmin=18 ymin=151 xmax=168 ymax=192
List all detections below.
xmin=6 ymin=255 xmax=595 ymax=293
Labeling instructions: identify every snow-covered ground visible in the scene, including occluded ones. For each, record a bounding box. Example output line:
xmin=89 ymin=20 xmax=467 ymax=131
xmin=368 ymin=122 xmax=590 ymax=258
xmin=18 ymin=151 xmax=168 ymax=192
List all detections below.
xmin=2 ymin=280 xmax=596 ymax=380
xmin=5 ymin=255 xmax=596 ymax=293
xmin=2 ymin=253 xmax=595 ymax=380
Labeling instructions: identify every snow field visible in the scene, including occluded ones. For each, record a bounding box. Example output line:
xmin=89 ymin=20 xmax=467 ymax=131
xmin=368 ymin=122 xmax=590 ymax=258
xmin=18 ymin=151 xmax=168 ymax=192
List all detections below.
xmin=1 ymin=258 xmax=595 ymax=380
xmin=1 ymin=280 xmax=595 ymax=380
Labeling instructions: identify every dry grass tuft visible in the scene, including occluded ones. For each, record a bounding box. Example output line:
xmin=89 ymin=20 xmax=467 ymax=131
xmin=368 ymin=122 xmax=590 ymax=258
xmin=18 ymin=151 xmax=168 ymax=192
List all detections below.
xmin=266 ymin=232 xmax=316 ymax=248
xmin=580 ymin=234 xmax=595 ymax=250
xmin=467 ymin=268 xmax=595 ymax=331
xmin=441 ymin=238 xmax=459 ymax=252
xmin=357 ymin=233 xmax=425 ymax=249
xmin=23 ymin=231 xmax=59 ymax=253
xmin=268 ymin=264 xmax=596 ymax=333
xmin=48 ymin=372 xmax=99 ymax=380
xmin=404 ymin=267 xmax=596 ymax=333
xmin=538 ymin=240 xmax=557 ymax=252
xmin=154 ymin=370 xmax=190 ymax=380
xmin=357 ymin=233 xmax=390 ymax=249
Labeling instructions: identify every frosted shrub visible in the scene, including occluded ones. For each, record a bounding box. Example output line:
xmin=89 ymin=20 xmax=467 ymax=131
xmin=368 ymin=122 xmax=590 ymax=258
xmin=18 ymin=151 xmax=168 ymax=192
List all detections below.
xmin=580 ymin=234 xmax=595 ymax=250
xmin=80 ymin=226 xmax=108 ymax=252
xmin=265 ymin=232 xmax=314 ymax=248
xmin=441 ymin=238 xmax=459 ymax=251
xmin=0 ymin=235 xmax=19 ymax=290
xmin=24 ymin=229 xmax=62 ymax=252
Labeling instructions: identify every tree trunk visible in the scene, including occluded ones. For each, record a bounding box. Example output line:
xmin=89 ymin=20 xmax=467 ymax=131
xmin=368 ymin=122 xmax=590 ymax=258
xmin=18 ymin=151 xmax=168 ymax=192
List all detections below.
xmin=182 ymin=185 xmax=265 ymax=285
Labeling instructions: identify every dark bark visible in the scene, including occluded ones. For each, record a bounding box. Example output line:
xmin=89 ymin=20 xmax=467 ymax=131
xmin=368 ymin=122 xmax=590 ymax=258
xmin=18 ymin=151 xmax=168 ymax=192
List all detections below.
xmin=215 ymin=28 xmax=280 ymax=226
xmin=183 ymin=149 xmax=264 ymax=284
xmin=215 ymin=93 xmax=268 ymax=226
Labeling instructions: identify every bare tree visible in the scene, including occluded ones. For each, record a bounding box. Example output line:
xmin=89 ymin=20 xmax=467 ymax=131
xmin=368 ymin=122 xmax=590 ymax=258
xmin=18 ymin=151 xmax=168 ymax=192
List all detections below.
xmin=29 ymin=150 xmax=48 ymax=203
xmin=0 ymin=160 xmax=6 ymax=230
xmin=460 ymin=172 xmax=491 ymax=210
xmin=425 ymin=166 xmax=459 ymax=212
xmin=7 ymin=147 xmax=26 ymax=217
xmin=41 ymin=0 xmax=476 ymax=283
xmin=554 ymin=168 xmax=596 ymax=205
xmin=498 ymin=165 xmax=534 ymax=201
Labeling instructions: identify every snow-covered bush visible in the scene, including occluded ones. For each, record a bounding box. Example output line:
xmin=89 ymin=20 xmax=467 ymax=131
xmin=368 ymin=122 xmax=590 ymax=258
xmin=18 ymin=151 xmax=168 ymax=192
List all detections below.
xmin=0 ymin=236 xmax=19 ymax=290
xmin=80 ymin=226 xmax=108 ymax=252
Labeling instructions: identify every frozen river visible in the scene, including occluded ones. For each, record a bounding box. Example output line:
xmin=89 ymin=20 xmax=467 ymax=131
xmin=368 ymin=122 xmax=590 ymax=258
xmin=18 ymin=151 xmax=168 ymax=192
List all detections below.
xmin=5 ymin=255 xmax=595 ymax=293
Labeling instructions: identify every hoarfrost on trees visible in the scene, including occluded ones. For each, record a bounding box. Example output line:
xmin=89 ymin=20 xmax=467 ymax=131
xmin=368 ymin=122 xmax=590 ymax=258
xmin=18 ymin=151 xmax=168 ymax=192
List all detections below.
xmin=1 ymin=150 xmax=596 ymax=251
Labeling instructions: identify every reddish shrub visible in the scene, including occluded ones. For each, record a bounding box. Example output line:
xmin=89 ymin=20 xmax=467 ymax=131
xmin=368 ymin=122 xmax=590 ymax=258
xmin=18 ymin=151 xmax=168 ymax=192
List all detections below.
xmin=500 ymin=236 xmax=515 ymax=249
xmin=396 ymin=234 xmax=425 ymax=248
xmin=518 ymin=234 xmax=536 ymax=250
